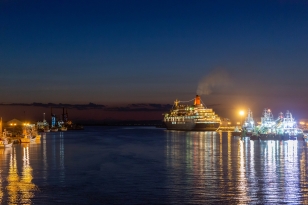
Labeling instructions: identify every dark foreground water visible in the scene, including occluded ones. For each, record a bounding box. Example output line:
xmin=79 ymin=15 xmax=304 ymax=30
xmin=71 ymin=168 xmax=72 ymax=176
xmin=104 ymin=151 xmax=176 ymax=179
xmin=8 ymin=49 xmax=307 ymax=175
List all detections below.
xmin=0 ymin=126 xmax=308 ymax=204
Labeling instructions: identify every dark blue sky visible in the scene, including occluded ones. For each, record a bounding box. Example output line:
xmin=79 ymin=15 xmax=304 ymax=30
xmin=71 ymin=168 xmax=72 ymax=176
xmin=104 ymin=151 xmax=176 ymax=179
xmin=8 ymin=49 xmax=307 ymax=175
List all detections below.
xmin=1 ymin=0 xmax=308 ymax=118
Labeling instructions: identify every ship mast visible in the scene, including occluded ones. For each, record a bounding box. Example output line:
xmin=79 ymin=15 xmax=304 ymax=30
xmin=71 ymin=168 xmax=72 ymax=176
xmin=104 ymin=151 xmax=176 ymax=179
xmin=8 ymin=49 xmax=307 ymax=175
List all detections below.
xmin=174 ymin=99 xmax=179 ymax=107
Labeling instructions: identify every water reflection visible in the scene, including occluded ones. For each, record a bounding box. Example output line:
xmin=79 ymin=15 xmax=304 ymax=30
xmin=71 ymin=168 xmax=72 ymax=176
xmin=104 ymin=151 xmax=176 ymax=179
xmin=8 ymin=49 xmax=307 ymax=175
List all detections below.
xmin=301 ymin=141 xmax=308 ymax=203
xmin=42 ymin=133 xmax=48 ymax=181
xmin=0 ymin=132 xmax=66 ymax=204
xmin=283 ymin=141 xmax=300 ymax=203
xmin=7 ymin=145 xmax=37 ymax=204
xmin=237 ymin=139 xmax=248 ymax=204
xmin=166 ymin=131 xmax=308 ymax=204
xmin=59 ymin=132 xmax=65 ymax=184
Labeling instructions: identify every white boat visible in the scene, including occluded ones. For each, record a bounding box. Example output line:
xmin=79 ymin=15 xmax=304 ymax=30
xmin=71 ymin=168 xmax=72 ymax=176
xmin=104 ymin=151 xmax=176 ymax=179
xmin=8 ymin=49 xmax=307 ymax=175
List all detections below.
xmin=44 ymin=128 xmax=50 ymax=132
xmin=260 ymin=109 xmax=276 ymax=133
xmin=43 ymin=125 xmax=51 ymax=132
xmin=242 ymin=109 xmax=255 ymax=136
xmin=50 ymin=127 xmax=58 ymax=132
xmin=4 ymin=142 xmax=13 ymax=148
xmin=60 ymin=126 xmax=67 ymax=131
xmin=253 ymin=109 xmax=303 ymax=140
xmin=37 ymin=113 xmax=49 ymax=132
xmin=275 ymin=110 xmax=302 ymax=138
xmin=30 ymin=135 xmax=36 ymax=141
xmin=232 ymin=126 xmax=242 ymax=137
xmin=0 ymin=138 xmax=13 ymax=148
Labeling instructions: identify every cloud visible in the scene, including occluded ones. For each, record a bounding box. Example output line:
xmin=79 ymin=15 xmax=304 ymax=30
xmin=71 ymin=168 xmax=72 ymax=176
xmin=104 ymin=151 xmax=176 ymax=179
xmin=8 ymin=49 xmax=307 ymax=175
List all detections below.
xmin=196 ymin=68 xmax=232 ymax=95
xmin=0 ymin=102 xmax=106 ymax=110
xmin=0 ymin=102 xmax=172 ymax=112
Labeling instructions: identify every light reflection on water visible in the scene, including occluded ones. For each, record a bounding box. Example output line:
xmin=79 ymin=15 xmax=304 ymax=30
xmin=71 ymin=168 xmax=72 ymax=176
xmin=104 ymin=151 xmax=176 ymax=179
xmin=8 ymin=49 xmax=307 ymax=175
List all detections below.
xmin=166 ymin=131 xmax=308 ymax=204
xmin=5 ymin=145 xmax=37 ymax=204
xmin=0 ymin=127 xmax=308 ymax=204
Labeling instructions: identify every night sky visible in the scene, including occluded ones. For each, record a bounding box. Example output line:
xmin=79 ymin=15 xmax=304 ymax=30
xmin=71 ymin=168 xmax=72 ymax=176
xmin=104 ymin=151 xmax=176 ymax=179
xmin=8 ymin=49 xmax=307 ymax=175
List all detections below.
xmin=1 ymin=0 xmax=308 ymax=121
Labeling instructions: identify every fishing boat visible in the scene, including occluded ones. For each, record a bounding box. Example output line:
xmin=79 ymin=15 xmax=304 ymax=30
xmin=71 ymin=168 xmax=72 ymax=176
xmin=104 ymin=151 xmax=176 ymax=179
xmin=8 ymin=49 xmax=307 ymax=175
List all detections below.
xmin=0 ymin=138 xmax=13 ymax=148
xmin=242 ymin=109 xmax=255 ymax=136
xmin=21 ymin=124 xmax=38 ymax=143
xmin=163 ymin=95 xmax=221 ymax=131
xmin=44 ymin=128 xmax=50 ymax=132
xmin=44 ymin=125 xmax=51 ymax=132
xmin=232 ymin=126 xmax=242 ymax=137
xmin=50 ymin=127 xmax=58 ymax=132
xmin=60 ymin=126 xmax=67 ymax=131
xmin=260 ymin=109 xmax=276 ymax=133
xmin=276 ymin=110 xmax=303 ymax=140
xmin=37 ymin=113 xmax=49 ymax=132
xmin=251 ymin=109 xmax=303 ymax=140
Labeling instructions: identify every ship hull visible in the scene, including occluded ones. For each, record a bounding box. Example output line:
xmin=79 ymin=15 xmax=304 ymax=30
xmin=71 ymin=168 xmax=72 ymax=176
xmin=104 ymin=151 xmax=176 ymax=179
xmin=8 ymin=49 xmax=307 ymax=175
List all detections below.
xmin=193 ymin=122 xmax=220 ymax=131
xmin=243 ymin=128 xmax=253 ymax=136
xmin=232 ymin=131 xmax=242 ymax=137
xmin=250 ymin=133 xmax=303 ymax=140
xmin=165 ymin=121 xmax=220 ymax=131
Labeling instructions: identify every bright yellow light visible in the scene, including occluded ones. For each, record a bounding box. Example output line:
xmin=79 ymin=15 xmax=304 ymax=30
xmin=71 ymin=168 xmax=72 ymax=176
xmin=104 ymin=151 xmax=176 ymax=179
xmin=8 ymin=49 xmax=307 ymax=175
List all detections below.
xmin=237 ymin=122 xmax=240 ymax=125
xmin=14 ymin=123 xmax=16 ymax=126
xmin=227 ymin=122 xmax=231 ymax=125
xmin=10 ymin=123 xmax=12 ymax=126
xmin=257 ymin=122 xmax=261 ymax=125
xmin=300 ymin=121 xmax=305 ymax=125
xmin=239 ymin=111 xmax=244 ymax=116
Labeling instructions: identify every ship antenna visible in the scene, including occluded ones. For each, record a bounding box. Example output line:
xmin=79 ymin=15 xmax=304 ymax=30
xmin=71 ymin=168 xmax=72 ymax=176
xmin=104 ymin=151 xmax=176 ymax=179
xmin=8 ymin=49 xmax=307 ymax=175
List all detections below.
xmin=174 ymin=99 xmax=179 ymax=107
xmin=200 ymin=99 xmax=207 ymax=108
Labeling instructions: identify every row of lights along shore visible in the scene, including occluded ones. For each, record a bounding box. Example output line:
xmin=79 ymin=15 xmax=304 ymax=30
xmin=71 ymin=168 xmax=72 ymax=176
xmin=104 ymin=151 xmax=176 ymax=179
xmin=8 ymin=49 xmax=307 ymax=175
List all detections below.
xmin=9 ymin=123 xmax=30 ymax=126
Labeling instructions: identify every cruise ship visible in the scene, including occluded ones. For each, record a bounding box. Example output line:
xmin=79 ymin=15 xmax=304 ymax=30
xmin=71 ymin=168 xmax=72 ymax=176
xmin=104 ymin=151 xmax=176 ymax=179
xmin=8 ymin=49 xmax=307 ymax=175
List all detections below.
xmin=163 ymin=95 xmax=221 ymax=131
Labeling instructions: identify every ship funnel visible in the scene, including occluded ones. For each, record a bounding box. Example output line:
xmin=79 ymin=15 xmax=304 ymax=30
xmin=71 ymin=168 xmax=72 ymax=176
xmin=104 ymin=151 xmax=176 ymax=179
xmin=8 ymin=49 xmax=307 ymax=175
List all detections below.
xmin=194 ymin=95 xmax=201 ymax=105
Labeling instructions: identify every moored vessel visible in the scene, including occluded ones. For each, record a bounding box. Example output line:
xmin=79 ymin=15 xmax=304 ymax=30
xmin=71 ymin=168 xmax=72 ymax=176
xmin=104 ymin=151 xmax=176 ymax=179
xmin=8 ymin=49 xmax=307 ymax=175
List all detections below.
xmin=44 ymin=127 xmax=51 ymax=132
xmin=60 ymin=126 xmax=67 ymax=131
xmin=232 ymin=126 xmax=242 ymax=137
xmin=37 ymin=113 xmax=49 ymax=132
xmin=242 ymin=109 xmax=255 ymax=136
xmin=21 ymin=124 xmax=37 ymax=143
xmin=0 ymin=138 xmax=13 ymax=148
xmin=163 ymin=95 xmax=221 ymax=131
xmin=50 ymin=127 xmax=58 ymax=132
xmin=251 ymin=109 xmax=303 ymax=140
xmin=276 ymin=110 xmax=303 ymax=140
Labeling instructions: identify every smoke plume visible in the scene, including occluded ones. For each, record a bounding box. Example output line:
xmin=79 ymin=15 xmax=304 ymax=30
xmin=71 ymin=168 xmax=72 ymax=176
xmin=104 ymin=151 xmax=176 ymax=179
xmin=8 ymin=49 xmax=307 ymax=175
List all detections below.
xmin=197 ymin=68 xmax=232 ymax=95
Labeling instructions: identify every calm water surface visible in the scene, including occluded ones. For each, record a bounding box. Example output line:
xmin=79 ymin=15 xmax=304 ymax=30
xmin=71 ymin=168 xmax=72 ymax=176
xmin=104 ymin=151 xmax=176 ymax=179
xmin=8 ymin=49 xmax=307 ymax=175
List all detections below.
xmin=0 ymin=126 xmax=308 ymax=204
